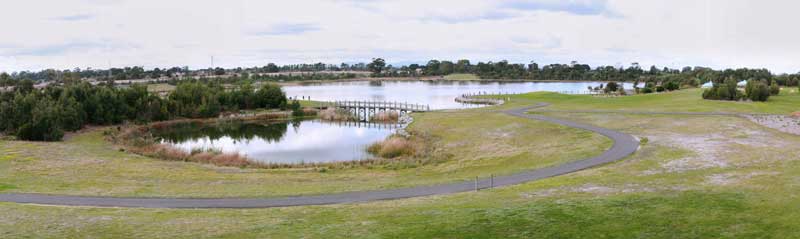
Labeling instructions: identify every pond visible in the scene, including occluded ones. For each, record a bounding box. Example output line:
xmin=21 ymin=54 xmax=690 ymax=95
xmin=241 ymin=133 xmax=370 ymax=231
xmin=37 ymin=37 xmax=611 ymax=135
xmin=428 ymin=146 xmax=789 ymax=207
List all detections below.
xmin=155 ymin=120 xmax=397 ymax=164
xmin=159 ymin=80 xmax=634 ymax=164
xmin=284 ymin=80 xmax=634 ymax=110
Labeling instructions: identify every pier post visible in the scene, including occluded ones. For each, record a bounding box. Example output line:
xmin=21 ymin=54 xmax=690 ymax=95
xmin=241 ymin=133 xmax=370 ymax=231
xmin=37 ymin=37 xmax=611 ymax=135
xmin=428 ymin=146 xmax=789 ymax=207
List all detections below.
xmin=475 ymin=176 xmax=479 ymax=192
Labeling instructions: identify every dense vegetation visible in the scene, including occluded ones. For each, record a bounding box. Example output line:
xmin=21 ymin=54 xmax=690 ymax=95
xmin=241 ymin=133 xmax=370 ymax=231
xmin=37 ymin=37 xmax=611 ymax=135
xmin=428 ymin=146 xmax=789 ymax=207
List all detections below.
xmin=4 ymin=59 xmax=799 ymax=87
xmin=0 ymin=81 xmax=287 ymax=141
xmin=702 ymin=79 xmax=780 ymax=102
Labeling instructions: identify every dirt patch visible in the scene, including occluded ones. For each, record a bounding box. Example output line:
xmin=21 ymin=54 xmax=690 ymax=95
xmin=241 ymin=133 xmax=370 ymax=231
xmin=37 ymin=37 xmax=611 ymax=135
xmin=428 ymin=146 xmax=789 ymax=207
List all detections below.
xmin=641 ymin=121 xmax=791 ymax=175
xmin=743 ymin=114 xmax=800 ymax=136
xmin=704 ymin=171 xmax=780 ymax=186
xmin=521 ymin=183 xmax=688 ymax=198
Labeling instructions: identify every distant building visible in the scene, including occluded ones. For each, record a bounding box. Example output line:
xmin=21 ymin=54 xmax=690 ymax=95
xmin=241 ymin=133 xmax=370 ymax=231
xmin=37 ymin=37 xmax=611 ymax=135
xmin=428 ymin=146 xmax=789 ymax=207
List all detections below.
xmin=737 ymin=80 xmax=747 ymax=88
xmin=701 ymin=81 xmax=714 ymax=88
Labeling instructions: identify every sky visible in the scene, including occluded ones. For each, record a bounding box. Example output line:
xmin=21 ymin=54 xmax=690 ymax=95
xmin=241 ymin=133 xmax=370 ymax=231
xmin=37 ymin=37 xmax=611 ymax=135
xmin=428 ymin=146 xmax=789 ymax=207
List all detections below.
xmin=0 ymin=0 xmax=798 ymax=73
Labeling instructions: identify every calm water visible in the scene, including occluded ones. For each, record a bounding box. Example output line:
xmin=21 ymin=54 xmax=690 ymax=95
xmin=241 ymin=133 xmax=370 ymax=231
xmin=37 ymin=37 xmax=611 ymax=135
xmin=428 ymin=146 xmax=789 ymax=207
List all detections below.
xmin=156 ymin=120 xmax=396 ymax=164
xmin=284 ymin=80 xmax=634 ymax=109
xmin=159 ymin=80 xmax=634 ymax=164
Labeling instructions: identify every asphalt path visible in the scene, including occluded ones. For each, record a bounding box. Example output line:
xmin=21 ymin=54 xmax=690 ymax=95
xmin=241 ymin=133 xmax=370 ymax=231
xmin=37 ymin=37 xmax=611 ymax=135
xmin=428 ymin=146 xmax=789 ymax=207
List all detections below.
xmin=0 ymin=103 xmax=640 ymax=208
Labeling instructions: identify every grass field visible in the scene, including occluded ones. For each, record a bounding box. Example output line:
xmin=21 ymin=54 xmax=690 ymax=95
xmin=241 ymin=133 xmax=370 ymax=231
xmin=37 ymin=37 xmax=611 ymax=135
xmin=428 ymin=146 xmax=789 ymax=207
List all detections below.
xmin=0 ymin=103 xmax=607 ymax=198
xmin=146 ymin=83 xmax=175 ymax=93
xmin=443 ymin=73 xmax=480 ymax=80
xmin=504 ymin=88 xmax=800 ymax=114
xmin=2 ymin=89 xmax=800 ymax=238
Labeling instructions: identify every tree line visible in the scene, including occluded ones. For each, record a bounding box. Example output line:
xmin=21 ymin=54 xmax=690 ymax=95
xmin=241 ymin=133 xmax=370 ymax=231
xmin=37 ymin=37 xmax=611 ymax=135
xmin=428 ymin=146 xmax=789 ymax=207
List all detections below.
xmin=702 ymin=79 xmax=781 ymax=102
xmin=0 ymin=80 xmax=287 ymax=141
xmin=367 ymin=58 xmax=800 ymax=87
xmin=4 ymin=59 xmax=800 ymax=87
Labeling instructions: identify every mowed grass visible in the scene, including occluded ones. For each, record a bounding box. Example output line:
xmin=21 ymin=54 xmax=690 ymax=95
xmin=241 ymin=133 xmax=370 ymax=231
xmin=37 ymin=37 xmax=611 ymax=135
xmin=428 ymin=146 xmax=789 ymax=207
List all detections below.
xmin=146 ymin=83 xmax=175 ymax=93
xmin=0 ymin=106 xmax=607 ymax=198
xmin=2 ymin=112 xmax=800 ymax=238
xmin=3 ymin=89 xmax=800 ymax=238
xmin=443 ymin=73 xmax=480 ymax=80
xmin=508 ymin=88 xmax=800 ymax=114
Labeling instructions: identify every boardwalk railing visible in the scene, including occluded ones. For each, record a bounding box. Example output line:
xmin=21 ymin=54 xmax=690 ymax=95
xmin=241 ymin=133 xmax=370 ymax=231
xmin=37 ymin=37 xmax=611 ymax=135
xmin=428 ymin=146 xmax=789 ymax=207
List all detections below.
xmin=318 ymin=100 xmax=431 ymax=112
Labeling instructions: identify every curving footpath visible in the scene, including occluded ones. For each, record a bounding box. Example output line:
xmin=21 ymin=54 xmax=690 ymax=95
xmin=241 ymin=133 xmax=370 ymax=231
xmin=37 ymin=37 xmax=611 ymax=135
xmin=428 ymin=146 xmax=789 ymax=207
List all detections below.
xmin=0 ymin=103 xmax=639 ymax=208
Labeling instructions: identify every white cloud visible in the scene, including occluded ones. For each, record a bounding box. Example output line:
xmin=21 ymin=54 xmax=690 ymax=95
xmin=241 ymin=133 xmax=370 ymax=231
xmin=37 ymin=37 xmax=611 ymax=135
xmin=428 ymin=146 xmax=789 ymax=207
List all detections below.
xmin=0 ymin=0 xmax=798 ymax=73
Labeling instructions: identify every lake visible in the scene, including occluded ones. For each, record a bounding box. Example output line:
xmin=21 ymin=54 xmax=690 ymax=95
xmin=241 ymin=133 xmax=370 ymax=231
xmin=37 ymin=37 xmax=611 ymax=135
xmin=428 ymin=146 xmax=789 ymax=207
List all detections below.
xmin=155 ymin=120 xmax=397 ymax=164
xmin=159 ymin=80 xmax=633 ymax=164
xmin=284 ymin=80 xmax=634 ymax=109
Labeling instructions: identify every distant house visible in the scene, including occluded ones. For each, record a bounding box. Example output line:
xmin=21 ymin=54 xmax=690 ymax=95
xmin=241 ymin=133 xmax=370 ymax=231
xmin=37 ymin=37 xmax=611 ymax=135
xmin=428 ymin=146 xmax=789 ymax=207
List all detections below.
xmin=737 ymin=80 xmax=747 ymax=88
xmin=701 ymin=81 xmax=714 ymax=88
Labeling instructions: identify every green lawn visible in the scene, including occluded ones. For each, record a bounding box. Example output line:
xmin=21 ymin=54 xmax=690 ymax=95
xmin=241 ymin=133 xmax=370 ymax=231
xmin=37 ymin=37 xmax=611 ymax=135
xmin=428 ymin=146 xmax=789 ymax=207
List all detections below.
xmin=2 ymin=89 xmax=800 ymax=238
xmin=0 ymin=105 xmax=607 ymax=198
xmin=443 ymin=73 xmax=480 ymax=80
xmin=507 ymin=88 xmax=800 ymax=114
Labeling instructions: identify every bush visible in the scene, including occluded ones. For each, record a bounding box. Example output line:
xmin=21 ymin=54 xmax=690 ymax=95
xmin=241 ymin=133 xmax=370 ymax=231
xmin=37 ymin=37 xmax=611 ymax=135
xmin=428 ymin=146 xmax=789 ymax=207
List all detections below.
xmin=604 ymin=82 xmax=619 ymax=93
xmin=703 ymin=78 xmax=744 ymax=101
xmin=664 ymin=81 xmax=680 ymax=91
xmin=290 ymin=100 xmax=303 ymax=117
xmin=367 ymin=136 xmax=415 ymax=158
xmin=641 ymin=87 xmax=654 ymax=94
xmin=16 ymin=100 xmax=64 ymax=141
xmin=318 ymin=107 xmax=356 ymax=121
xmin=744 ymin=80 xmax=771 ymax=102
xmin=769 ymin=84 xmax=780 ymax=95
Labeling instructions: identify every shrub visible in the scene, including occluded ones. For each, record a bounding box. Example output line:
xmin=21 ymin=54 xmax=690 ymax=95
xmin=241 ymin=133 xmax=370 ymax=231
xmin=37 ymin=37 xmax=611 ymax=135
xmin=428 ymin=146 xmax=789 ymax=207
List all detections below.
xmin=641 ymin=87 xmax=654 ymax=94
xmin=604 ymin=82 xmax=619 ymax=93
xmin=664 ymin=81 xmax=680 ymax=91
xmin=703 ymin=78 xmax=744 ymax=101
xmin=289 ymin=100 xmax=303 ymax=117
xmin=367 ymin=136 xmax=415 ymax=158
xmin=769 ymin=84 xmax=780 ymax=95
xmin=318 ymin=107 xmax=356 ymax=121
xmin=371 ymin=111 xmax=399 ymax=122
xmin=744 ymin=80 xmax=770 ymax=102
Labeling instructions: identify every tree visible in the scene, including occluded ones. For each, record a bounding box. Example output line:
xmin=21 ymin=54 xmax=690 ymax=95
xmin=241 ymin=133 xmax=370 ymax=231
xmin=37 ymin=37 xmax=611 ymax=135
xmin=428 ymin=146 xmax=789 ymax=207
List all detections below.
xmin=769 ymin=83 xmax=780 ymax=96
xmin=455 ymin=59 xmax=471 ymax=73
xmin=367 ymin=58 xmax=386 ymax=75
xmin=255 ymin=83 xmax=287 ymax=109
xmin=604 ymin=82 xmax=619 ymax=93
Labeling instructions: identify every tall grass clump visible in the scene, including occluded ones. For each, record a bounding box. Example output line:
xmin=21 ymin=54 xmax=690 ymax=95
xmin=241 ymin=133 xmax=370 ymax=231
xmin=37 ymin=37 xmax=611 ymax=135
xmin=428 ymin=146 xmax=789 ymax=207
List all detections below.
xmin=370 ymin=111 xmax=399 ymax=122
xmin=318 ymin=107 xmax=356 ymax=121
xmin=367 ymin=135 xmax=415 ymax=158
xmin=107 ymin=121 xmax=262 ymax=168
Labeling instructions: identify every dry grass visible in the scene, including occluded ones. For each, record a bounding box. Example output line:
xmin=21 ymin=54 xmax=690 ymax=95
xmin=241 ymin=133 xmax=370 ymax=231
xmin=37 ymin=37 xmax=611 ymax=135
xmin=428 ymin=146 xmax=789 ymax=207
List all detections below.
xmin=318 ymin=107 xmax=356 ymax=121
xmin=108 ymin=121 xmax=263 ymax=168
xmin=301 ymin=107 xmax=319 ymax=116
xmin=368 ymin=136 xmax=416 ymax=158
xmin=371 ymin=111 xmax=400 ymax=122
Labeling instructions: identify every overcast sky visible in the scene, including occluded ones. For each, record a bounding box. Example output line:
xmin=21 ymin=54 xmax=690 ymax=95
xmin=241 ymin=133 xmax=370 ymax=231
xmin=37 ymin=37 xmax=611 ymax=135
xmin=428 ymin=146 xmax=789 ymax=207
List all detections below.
xmin=0 ymin=0 xmax=798 ymax=73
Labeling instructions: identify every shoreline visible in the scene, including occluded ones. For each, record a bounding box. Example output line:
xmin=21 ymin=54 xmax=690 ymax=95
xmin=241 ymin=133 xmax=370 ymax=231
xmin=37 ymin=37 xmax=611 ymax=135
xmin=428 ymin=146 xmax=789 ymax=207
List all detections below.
xmin=276 ymin=77 xmax=632 ymax=86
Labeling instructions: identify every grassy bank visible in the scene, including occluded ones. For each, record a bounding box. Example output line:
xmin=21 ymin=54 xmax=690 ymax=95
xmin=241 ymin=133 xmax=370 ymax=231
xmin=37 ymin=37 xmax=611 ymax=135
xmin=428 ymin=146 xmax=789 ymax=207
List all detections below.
xmin=443 ymin=73 xmax=480 ymax=80
xmin=507 ymin=88 xmax=800 ymax=114
xmin=2 ymin=111 xmax=799 ymax=237
xmin=3 ymin=89 xmax=800 ymax=237
xmin=0 ymin=102 xmax=607 ymax=198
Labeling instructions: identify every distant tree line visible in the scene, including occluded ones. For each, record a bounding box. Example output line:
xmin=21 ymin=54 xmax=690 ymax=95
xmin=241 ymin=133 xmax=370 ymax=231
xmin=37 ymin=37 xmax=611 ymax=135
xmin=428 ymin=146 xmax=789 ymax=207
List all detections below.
xmin=702 ymin=79 xmax=781 ymax=102
xmin=0 ymin=80 xmax=287 ymax=141
xmin=4 ymin=59 xmax=800 ymax=87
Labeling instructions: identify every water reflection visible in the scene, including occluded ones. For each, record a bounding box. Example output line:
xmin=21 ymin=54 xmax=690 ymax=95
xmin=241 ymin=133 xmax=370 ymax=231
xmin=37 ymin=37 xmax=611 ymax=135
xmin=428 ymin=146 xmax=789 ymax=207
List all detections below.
xmin=284 ymin=80 xmax=634 ymax=109
xmin=155 ymin=119 xmax=395 ymax=164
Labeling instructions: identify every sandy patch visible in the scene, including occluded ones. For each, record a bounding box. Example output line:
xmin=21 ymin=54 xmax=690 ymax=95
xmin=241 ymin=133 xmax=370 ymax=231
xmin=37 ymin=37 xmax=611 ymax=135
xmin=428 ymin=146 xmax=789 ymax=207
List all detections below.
xmin=521 ymin=183 xmax=687 ymax=198
xmin=743 ymin=115 xmax=800 ymax=136
xmin=704 ymin=171 xmax=780 ymax=186
xmin=641 ymin=121 xmax=791 ymax=175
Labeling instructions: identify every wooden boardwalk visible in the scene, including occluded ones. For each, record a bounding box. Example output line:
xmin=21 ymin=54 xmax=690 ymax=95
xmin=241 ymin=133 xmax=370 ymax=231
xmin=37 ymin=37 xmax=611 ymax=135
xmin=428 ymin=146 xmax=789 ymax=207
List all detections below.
xmin=319 ymin=100 xmax=431 ymax=112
